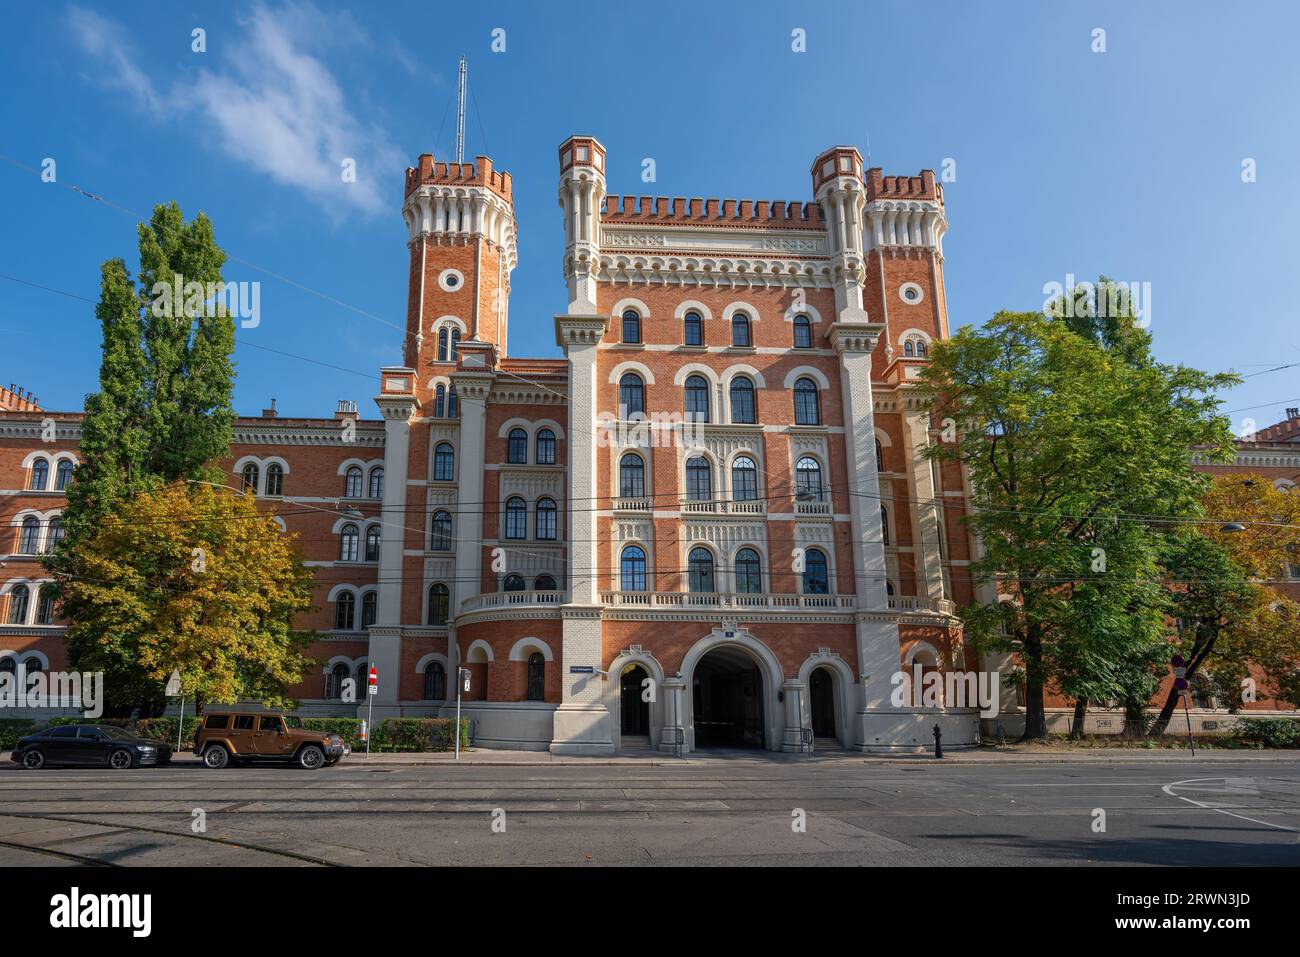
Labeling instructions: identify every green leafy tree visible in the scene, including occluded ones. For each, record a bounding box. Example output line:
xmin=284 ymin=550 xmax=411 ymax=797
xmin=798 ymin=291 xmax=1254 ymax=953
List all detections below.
xmin=62 ymin=483 xmax=315 ymax=714
xmin=922 ymin=310 xmax=1236 ymax=739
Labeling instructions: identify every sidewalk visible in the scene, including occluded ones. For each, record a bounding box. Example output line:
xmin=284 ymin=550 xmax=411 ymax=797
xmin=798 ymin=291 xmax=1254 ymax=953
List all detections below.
xmin=6 ymin=747 xmax=1298 ymax=769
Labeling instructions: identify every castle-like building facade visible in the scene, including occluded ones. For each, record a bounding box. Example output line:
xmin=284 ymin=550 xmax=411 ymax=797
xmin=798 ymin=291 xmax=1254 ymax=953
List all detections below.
xmin=5 ymin=138 xmax=1294 ymax=750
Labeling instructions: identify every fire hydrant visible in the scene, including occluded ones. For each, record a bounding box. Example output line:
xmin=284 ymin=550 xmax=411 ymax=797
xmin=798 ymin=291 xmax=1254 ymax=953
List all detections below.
xmin=932 ymin=723 xmax=943 ymax=759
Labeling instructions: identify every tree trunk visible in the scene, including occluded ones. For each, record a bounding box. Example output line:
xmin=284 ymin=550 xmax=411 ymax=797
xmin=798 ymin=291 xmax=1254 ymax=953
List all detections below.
xmin=1151 ymin=634 xmax=1213 ymax=736
xmin=1069 ymin=697 xmax=1088 ymax=740
xmin=1019 ymin=627 xmax=1048 ymax=741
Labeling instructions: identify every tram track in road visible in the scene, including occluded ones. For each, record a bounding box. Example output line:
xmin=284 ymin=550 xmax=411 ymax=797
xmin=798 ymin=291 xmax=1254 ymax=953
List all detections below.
xmin=0 ymin=809 xmax=345 ymax=867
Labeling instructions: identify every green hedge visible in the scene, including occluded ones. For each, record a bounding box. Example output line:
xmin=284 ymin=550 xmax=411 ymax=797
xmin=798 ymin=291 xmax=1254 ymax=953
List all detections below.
xmin=16 ymin=714 xmax=469 ymax=754
xmin=1238 ymin=718 xmax=1300 ymax=748
xmin=0 ymin=719 xmax=36 ymax=750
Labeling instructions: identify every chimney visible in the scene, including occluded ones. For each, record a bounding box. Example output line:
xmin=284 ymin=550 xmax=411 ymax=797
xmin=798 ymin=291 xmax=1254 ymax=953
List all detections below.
xmin=261 ymin=398 xmax=278 ymax=418
xmin=1288 ymin=407 xmax=1298 ymax=420
xmin=334 ymin=400 xmax=358 ymax=420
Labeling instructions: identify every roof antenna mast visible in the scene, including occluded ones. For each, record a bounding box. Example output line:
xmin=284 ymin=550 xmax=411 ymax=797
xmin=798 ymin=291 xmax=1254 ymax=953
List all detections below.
xmin=455 ymin=55 xmax=467 ymax=163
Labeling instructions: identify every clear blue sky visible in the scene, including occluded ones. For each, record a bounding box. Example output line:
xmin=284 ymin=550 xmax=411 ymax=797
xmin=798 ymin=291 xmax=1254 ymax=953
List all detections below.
xmin=1 ymin=1 xmax=1296 ymax=434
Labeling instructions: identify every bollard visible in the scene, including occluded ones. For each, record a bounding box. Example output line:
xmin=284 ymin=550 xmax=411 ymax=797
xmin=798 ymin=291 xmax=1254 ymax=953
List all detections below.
xmin=933 ymin=723 xmax=943 ymax=759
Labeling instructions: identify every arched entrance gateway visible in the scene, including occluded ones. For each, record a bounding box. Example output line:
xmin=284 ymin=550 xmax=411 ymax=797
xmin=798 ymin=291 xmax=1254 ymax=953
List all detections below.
xmin=693 ymin=644 xmax=765 ymax=748
xmin=809 ymin=667 xmax=836 ymax=740
xmin=676 ymin=629 xmax=786 ymax=753
xmin=619 ymin=664 xmax=650 ymax=740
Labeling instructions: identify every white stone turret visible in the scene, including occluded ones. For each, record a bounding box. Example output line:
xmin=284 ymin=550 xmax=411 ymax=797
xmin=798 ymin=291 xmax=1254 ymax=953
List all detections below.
xmin=558 ymin=135 xmax=607 ymax=313
xmin=812 ymin=146 xmax=869 ymax=322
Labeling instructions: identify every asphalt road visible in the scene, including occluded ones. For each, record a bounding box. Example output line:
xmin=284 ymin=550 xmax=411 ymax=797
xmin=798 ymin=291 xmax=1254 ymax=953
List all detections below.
xmin=1 ymin=755 xmax=1298 ymax=866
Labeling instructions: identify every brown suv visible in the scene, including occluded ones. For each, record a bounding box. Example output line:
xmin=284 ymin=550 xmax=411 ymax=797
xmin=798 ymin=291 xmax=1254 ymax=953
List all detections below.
xmin=194 ymin=711 xmax=347 ymax=769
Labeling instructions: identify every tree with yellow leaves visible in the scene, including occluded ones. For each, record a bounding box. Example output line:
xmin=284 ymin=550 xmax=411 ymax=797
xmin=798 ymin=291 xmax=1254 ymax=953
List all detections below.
xmin=60 ymin=481 xmax=316 ymax=715
xmin=1152 ymin=473 xmax=1300 ymax=733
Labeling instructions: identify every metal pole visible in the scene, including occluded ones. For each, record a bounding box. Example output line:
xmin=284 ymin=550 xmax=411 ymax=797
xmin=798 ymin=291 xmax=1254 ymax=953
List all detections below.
xmin=176 ymin=697 xmax=185 ymax=753
xmin=1182 ymin=692 xmax=1196 ymax=757
xmin=455 ymin=55 xmax=467 ymax=164
xmin=366 ymin=690 xmax=373 ymax=759
xmin=455 ymin=673 xmax=463 ymax=760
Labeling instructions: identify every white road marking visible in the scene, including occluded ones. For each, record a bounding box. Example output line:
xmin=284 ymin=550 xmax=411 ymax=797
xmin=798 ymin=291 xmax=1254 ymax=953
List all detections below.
xmin=1162 ymin=777 xmax=1298 ymax=833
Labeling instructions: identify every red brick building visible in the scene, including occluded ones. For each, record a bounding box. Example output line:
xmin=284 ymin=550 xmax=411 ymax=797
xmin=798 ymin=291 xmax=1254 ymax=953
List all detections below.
xmin=9 ymin=138 xmax=1287 ymax=749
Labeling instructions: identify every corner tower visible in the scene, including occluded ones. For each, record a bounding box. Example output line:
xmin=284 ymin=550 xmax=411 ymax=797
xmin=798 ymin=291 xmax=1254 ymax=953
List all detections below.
xmin=401 ymin=154 xmax=518 ymax=379
xmin=557 ymin=135 xmax=606 ymax=313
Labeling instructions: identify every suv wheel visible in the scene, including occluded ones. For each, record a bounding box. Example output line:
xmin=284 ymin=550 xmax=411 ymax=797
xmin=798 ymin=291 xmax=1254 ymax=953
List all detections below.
xmin=202 ymin=745 xmax=230 ymax=769
xmin=297 ymin=745 xmax=325 ymax=770
xmin=109 ymin=750 xmax=134 ymax=770
xmin=21 ymin=750 xmax=45 ymax=770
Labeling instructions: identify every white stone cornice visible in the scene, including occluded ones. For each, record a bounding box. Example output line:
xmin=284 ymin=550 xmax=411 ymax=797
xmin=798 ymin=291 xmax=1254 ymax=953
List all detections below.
xmin=828 ymin=321 xmax=885 ymax=354
xmin=598 ymin=254 xmax=833 ymax=290
xmin=554 ymin=314 xmax=609 ymax=350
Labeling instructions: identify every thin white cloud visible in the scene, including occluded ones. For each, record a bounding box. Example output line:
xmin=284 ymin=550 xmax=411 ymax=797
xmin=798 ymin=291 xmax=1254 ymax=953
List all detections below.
xmin=67 ymin=2 xmax=405 ymax=217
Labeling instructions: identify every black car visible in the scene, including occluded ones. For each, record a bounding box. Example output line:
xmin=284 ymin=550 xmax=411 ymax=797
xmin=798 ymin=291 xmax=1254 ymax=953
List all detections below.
xmin=9 ymin=724 xmax=173 ymax=770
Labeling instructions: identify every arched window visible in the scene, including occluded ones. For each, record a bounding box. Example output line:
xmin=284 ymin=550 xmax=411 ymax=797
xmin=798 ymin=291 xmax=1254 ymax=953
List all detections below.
xmin=0 ymin=657 xmax=12 ymax=675
xmin=6 ymin=585 xmax=30 ymax=625
xmin=619 ymin=372 xmax=645 ymax=417
xmin=535 ymin=498 xmax=558 ymax=540
xmin=915 ymin=339 xmax=927 ymax=357
xmin=54 ymin=460 xmax=74 ymax=491
xmin=684 ymin=374 xmax=710 ymax=422
xmin=363 ymin=526 xmax=381 ymax=562
xmin=505 ymin=496 xmax=527 ymax=539
xmin=803 ymin=548 xmax=829 ymax=595
xmin=326 ymin=662 xmax=350 ymax=698
xmin=688 ymin=547 xmax=715 ymax=593
xmin=526 ymin=652 xmax=546 ymax=701
xmin=619 ymin=453 xmax=645 ymax=498
xmin=684 ymin=310 xmax=703 ymax=346
xmin=731 ymin=311 xmax=752 ymax=348
xmin=430 ymin=510 xmax=452 ymax=551
xmin=18 ymin=516 xmax=40 ymax=554
xmin=620 ymin=545 xmax=647 ymax=592
xmin=503 ymin=574 xmax=526 ymax=592
xmin=904 ymin=340 xmax=915 ymax=357
xmin=875 ymin=438 xmax=885 ymax=472
xmin=536 ymin=428 xmax=556 ymax=465
xmin=22 ymin=656 xmax=43 ymax=677
xmin=437 ymin=328 xmax=449 ymax=362
xmin=339 ymin=524 xmax=360 ymax=562
xmin=729 ymin=376 xmax=756 ymax=424
xmin=335 ymin=592 xmax=355 ymax=630
xmin=447 ymin=386 xmax=458 ymax=417
xmin=507 ymin=428 xmax=528 ymax=464
xmin=344 ymin=466 xmax=363 ymax=498
xmin=355 ymin=661 xmax=370 ymax=697
xmin=622 ymin=308 xmax=641 ymax=344
xmin=28 ymin=459 xmax=48 ymax=491
xmin=434 ymin=443 xmax=455 ymax=482
xmin=46 ymin=517 xmax=65 ymax=551
xmin=881 ymin=506 xmax=890 ymax=547
xmin=37 ymin=585 xmax=57 ymax=625
xmin=428 ymin=583 xmax=449 ymax=625
xmin=796 ymin=456 xmax=823 ymax=501
xmin=368 ymin=467 xmax=385 ymax=499
xmin=735 ymin=547 xmax=762 ymax=594
xmin=793 ymin=377 xmax=820 ymax=425
xmin=731 ymin=455 xmax=758 ymax=501
xmin=685 ymin=456 xmax=711 ymax=501
xmin=360 ymin=592 xmax=377 ymax=629
xmin=434 ymin=384 xmax=446 ymax=417
xmin=793 ymin=314 xmax=813 ymax=349
xmin=886 ymin=580 xmax=895 ymax=596
xmin=449 ymin=329 xmax=461 ymax=360
xmin=534 ymin=574 xmax=557 ymax=591
xmin=265 ymin=463 xmax=284 ymax=496
xmin=240 ymin=463 xmax=259 ymax=494
xmin=423 ymin=661 xmax=446 ymax=700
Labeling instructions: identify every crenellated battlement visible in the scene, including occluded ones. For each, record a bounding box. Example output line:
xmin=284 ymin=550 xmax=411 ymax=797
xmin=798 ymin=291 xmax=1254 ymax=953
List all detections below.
xmin=600 ymin=194 xmax=825 ymax=229
xmin=864 ymin=168 xmax=943 ymax=206
xmin=405 ymin=153 xmax=513 ymax=203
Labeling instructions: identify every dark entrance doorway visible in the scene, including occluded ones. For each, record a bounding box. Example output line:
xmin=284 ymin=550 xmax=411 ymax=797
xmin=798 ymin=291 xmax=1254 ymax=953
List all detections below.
xmin=692 ymin=645 xmax=764 ymax=748
xmin=619 ymin=664 xmax=650 ymax=736
xmin=809 ymin=667 xmax=836 ymax=740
